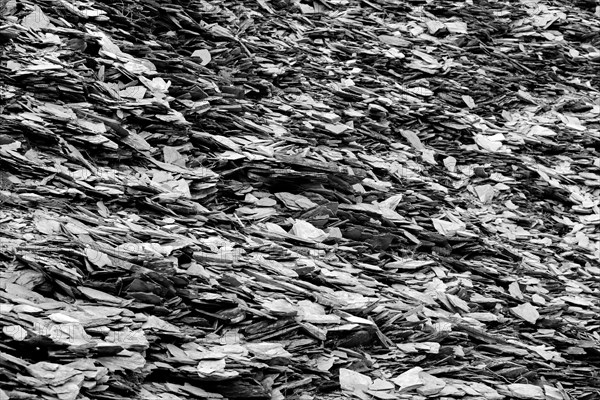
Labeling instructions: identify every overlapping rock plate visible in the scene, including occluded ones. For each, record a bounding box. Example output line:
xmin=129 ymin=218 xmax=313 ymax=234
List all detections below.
xmin=0 ymin=0 xmax=599 ymax=399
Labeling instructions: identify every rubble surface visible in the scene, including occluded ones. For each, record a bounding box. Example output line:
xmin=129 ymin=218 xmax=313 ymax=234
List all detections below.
xmin=0 ymin=0 xmax=599 ymax=399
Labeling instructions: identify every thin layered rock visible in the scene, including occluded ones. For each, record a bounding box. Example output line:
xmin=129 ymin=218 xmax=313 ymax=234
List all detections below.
xmin=0 ymin=0 xmax=599 ymax=399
